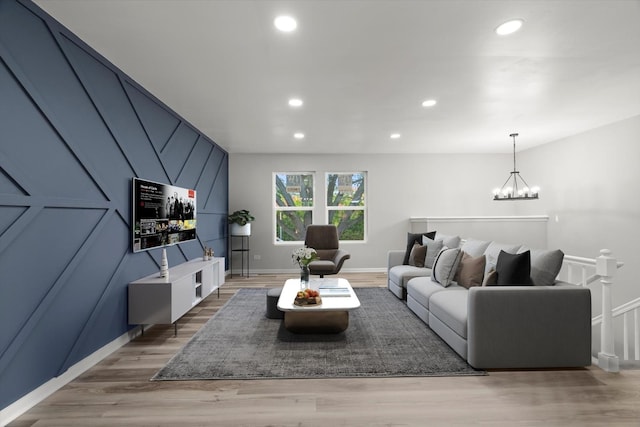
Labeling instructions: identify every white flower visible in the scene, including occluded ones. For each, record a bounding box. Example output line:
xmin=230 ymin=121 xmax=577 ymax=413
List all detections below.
xmin=292 ymin=246 xmax=318 ymax=267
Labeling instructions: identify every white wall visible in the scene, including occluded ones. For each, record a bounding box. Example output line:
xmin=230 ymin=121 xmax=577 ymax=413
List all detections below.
xmin=229 ymin=153 xmax=534 ymax=273
xmin=519 ymin=114 xmax=640 ymax=311
xmin=230 ymin=114 xmax=639 ymax=305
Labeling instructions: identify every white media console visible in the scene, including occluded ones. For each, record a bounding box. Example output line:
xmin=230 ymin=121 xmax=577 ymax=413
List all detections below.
xmin=128 ymin=257 xmax=225 ymax=335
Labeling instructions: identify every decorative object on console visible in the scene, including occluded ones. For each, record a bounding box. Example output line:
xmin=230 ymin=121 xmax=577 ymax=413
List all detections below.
xmin=492 ymin=133 xmax=539 ymax=200
xmin=228 ymin=209 xmax=255 ymax=235
xmin=160 ymin=247 xmax=169 ymax=279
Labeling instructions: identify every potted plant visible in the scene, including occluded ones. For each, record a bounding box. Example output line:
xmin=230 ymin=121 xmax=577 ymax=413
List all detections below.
xmin=228 ymin=209 xmax=255 ymax=236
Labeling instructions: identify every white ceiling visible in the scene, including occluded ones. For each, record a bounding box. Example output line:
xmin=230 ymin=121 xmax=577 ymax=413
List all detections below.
xmin=33 ymin=0 xmax=640 ymax=154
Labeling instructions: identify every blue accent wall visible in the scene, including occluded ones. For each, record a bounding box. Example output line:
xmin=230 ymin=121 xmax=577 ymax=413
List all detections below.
xmin=0 ymin=0 xmax=228 ymax=409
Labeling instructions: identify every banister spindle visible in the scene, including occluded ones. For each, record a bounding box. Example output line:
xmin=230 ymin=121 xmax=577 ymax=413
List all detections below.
xmin=624 ymin=313 xmax=629 ymax=360
xmin=635 ymin=308 xmax=639 ymax=361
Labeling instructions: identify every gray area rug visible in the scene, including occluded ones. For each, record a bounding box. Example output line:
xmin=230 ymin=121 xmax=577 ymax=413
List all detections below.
xmin=152 ymin=288 xmax=485 ymax=380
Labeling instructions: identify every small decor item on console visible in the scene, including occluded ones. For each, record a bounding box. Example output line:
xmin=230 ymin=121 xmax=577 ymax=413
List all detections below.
xmin=294 ymin=288 xmax=322 ymax=306
xmin=160 ymin=247 xmax=169 ymax=280
xmin=203 ymin=246 xmax=214 ymax=261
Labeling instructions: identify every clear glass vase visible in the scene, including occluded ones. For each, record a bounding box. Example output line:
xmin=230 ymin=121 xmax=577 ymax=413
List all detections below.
xmin=300 ymin=265 xmax=310 ymax=288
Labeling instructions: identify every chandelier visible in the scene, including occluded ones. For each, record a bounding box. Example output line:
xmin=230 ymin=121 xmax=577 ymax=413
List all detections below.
xmin=492 ymin=133 xmax=539 ymax=200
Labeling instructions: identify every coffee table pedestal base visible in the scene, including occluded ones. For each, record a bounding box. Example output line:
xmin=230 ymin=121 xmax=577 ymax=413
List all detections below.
xmin=284 ymin=311 xmax=349 ymax=334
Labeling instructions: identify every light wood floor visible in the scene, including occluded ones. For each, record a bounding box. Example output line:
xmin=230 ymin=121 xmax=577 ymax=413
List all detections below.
xmin=8 ymin=273 xmax=640 ymax=426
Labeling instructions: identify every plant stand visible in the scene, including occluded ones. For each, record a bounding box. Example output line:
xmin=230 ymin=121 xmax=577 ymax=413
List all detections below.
xmin=230 ymin=234 xmax=250 ymax=277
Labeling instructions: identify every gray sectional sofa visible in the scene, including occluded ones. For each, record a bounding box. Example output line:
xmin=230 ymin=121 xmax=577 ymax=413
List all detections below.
xmin=387 ymin=233 xmax=592 ymax=369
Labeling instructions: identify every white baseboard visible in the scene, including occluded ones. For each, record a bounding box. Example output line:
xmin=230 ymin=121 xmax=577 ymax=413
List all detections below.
xmin=0 ymin=326 xmax=142 ymax=426
xmin=243 ymin=267 xmax=388 ymax=275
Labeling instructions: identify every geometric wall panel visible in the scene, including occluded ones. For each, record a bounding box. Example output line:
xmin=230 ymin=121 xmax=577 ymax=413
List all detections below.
xmin=0 ymin=0 xmax=228 ymax=409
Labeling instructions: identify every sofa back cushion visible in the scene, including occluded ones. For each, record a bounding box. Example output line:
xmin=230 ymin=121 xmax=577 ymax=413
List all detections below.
xmin=461 ymin=239 xmax=491 ymax=257
xmin=435 ymin=233 xmax=461 ymax=249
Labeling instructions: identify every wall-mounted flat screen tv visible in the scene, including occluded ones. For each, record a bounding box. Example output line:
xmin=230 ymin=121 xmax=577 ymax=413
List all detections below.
xmin=132 ymin=178 xmax=197 ymax=252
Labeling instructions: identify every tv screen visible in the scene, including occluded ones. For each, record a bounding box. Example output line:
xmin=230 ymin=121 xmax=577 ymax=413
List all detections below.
xmin=132 ymin=178 xmax=196 ymax=252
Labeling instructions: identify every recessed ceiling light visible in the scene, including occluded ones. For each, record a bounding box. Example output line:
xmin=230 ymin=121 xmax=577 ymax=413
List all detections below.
xmin=495 ymin=19 xmax=523 ymax=36
xmin=294 ymin=132 xmax=305 ymax=139
xmin=274 ymin=15 xmax=297 ymax=32
xmin=390 ymin=133 xmax=401 ymax=139
xmin=422 ymin=99 xmax=437 ymax=107
xmin=288 ymin=98 xmax=303 ymax=107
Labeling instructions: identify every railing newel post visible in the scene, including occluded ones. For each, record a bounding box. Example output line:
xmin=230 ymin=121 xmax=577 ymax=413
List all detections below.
xmin=596 ymin=249 xmax=620 ymax=372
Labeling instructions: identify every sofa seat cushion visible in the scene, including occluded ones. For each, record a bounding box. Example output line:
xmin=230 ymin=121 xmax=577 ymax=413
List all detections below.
xmin=406 ymin=277 xmax=463 ymax=308
xmin=389 ymin=265 xmax=432 ymax=288
xmin=429 ymin=290 xmax=469 ymax=339
xmin=309 ymin=259 xmax=338 ymax=275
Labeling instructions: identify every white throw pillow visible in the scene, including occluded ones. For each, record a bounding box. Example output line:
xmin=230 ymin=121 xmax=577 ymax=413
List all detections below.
xmin=432 ymin=247 xmax=463 ymax=287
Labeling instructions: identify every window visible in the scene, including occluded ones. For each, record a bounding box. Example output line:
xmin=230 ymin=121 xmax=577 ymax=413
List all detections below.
xmin=326 ymin=172 xmax=366 ymax=241
xmin=274 ymin=173 xmax=314 ymax=242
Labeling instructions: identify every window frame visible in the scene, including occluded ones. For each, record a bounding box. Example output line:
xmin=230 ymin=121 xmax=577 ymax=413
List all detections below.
xmin=325 ymin=171 xmax=367 ymax=243
xmin=273 ymin=172 xmax=315 ymax=245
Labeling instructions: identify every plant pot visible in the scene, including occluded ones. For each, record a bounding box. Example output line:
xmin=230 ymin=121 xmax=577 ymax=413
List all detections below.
xmin=230 ymin=223 xmax=251 ymax=236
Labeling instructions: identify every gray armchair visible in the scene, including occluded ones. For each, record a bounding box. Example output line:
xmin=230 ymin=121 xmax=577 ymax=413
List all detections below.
xmin=304 ymin=225 xmax=351 ymax=277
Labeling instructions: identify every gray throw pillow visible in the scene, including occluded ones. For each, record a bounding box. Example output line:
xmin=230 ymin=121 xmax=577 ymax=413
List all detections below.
xmin=432 ymin=247 xmax=463 ymax=287
xmin=529 ymin=248 xmax=564 ymax=286
xmin=422 ymin=236 xmax=444 ymax=268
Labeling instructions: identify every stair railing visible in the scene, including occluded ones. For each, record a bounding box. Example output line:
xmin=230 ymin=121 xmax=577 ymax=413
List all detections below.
xmin=563 ymin=249 xmax=626 ymax=372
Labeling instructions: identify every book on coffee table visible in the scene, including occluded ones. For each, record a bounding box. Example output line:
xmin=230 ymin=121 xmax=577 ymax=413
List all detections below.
xmin=319 ymin=287 xmax=351 ymax=297
xmin=317 ymin=279 xmax=342 ymax=288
